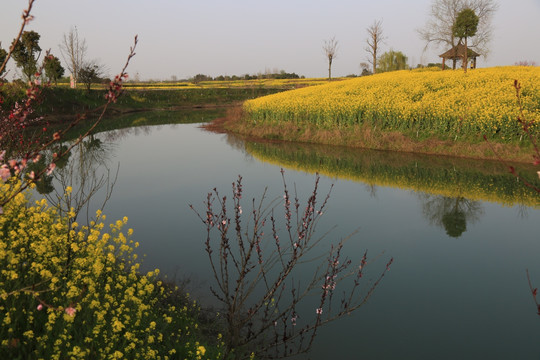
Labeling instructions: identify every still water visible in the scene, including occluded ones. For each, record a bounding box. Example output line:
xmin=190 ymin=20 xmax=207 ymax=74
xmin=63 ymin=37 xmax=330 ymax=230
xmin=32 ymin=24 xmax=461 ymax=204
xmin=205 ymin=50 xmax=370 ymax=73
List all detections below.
xmin=51 ymin=111 xmax=540 ymax=359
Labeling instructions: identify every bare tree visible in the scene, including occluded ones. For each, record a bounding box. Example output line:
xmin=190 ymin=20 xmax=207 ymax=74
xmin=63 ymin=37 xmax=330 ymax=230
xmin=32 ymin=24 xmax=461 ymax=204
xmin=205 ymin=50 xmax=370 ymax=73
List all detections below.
xmin=365 ymin=20 xmax=385 ymax=75
xmin=59 ymin=26 xmax=87 ymax=88
xmin=418 ymin=0 xmax=498 ymax=66
xmin=323 ymin=37 xmax=338 ymax=80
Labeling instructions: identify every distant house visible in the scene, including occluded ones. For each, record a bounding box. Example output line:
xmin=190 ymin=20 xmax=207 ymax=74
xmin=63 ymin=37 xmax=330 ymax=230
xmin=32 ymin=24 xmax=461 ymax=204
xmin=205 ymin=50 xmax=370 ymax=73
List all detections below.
xmin=439 ymin=43 xmax=480 ymax=70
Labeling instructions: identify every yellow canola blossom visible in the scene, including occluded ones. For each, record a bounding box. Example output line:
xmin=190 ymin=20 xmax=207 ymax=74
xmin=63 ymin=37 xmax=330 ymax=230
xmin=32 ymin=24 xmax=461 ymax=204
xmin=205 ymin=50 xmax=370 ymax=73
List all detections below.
xmin=0 ymin=183 xmax=219 ymax=359
xmin=244 ymin=67 xmax=540 ymax=140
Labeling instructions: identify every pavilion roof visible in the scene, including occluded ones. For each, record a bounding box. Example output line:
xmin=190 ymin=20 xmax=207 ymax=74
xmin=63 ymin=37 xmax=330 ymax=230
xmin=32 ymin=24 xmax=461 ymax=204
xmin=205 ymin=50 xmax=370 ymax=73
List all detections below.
xmin=439 ymin=43 xmax=480 ymax=59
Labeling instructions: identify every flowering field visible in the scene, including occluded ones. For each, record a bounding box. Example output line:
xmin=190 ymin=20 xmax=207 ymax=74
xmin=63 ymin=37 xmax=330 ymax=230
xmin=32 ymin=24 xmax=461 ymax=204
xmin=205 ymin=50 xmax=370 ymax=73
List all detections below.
xmin=60 ymin=77 xmax=339 ymax=91
xmin=122 ymin=77 xmax=335 ymax=90
xmin=244 ymin=67 xmax=540 ymax=141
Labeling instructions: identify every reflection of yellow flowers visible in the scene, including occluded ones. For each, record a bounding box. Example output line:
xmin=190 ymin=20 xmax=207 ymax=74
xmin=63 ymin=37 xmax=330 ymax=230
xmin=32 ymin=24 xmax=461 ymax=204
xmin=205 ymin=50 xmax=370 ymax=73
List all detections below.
xmin=245 ymin=66 xmax=540 ymax=140
xmin=246 ymin=141 xmax=540 ymax=207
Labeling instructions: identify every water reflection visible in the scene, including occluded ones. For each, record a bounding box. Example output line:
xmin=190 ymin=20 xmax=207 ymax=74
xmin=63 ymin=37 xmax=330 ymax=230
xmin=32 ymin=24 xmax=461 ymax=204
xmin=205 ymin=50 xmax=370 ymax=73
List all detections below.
xmin=44 ymin=119 xmax=540 ymax=359
xmin=35 ymin=135 xmax=117 ymax=223
xmin=233 ymin=136 xmax=540 ymax=208
xmin=418 ymin=194 xmax=484 ymax=237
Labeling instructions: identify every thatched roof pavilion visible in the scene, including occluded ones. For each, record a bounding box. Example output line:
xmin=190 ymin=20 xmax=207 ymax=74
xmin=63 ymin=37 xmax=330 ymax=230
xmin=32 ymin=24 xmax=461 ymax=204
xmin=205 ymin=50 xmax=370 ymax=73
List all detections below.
xmin=439 ymin=43 xmax=480 ymax=69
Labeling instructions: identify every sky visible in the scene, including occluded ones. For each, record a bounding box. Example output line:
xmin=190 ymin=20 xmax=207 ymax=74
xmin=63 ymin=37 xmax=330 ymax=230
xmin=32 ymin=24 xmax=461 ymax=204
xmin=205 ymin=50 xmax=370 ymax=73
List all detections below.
xmin=1 ymin=0 xmax=540 ymax=81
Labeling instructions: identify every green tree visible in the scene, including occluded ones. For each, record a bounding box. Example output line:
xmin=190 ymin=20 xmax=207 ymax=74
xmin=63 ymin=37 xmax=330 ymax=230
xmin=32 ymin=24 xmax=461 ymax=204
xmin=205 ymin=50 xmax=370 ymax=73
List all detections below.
xmin=78 ymin=61 xmax=105 ymax=92
xmin=43 ymin=54 xmax=64 ymax=85
xmin=0 ymin=46 xmax=7 ymax=77
xmin=11 ymin=30 xmax=41 ymax=81
xmin=453 ymin=8 xmax=479 ymax=72
xmin=418 ymin=0 xmax=498 ymax=66
xmin=377 ymin=50 xmax=409 ymax=73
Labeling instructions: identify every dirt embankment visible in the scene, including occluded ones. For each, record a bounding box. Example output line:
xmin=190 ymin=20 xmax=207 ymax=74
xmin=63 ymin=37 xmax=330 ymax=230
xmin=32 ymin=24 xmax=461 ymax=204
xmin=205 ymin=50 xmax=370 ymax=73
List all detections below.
xmin=203 ymin=106 xmax=536 ymax=164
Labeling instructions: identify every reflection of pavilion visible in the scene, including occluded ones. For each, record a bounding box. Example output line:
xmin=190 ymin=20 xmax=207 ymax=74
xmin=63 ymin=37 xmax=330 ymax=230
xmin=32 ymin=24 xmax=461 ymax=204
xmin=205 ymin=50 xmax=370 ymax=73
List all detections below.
xmin=439 ymin=43 xmax=480 ymax=70
xmin=419 ymin=194 xmax=484 ymax=238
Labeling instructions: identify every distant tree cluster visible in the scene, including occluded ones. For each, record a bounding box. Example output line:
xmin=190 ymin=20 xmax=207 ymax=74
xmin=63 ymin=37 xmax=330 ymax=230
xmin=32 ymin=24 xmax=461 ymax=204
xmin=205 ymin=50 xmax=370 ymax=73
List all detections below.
xmin=189 ymin=70 xmax=303 ymax=83
xmin=0 ymin=26 xmax=114 ymax=90
xmin=514 ymin=61 xmax=537 ymax=67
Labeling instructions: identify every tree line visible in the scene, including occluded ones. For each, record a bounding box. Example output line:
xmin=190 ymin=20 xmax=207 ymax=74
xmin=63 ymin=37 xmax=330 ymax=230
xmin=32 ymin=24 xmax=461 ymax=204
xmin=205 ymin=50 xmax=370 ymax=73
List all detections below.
xmin=0 ymin=0 xmax=502 ymax=86
xmin=0 ymin=26 xmax=107 ymax=91
xmin=323 ymin=0 xmax=498 ymax=79
xmin=188 ymin=70 xmax=303 ymax=84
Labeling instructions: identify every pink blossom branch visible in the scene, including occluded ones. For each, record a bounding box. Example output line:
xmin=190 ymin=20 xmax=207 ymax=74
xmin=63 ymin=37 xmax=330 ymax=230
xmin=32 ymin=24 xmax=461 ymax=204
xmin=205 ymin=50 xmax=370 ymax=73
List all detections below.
xmin=526 ymin=269 xmax=540 ymax=316
xmin=0 ymin=35 xmax=138 ymax=208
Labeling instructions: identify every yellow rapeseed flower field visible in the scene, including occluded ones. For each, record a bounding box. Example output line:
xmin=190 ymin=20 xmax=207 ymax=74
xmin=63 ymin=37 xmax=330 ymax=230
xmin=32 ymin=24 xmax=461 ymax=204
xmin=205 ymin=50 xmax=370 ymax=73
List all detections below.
xmin=244 ymin=67 xmax=540 ymax=140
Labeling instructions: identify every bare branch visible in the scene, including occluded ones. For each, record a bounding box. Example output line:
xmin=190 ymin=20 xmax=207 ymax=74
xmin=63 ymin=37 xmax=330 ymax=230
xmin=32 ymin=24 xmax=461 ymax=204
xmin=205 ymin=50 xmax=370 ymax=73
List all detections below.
xmin=417 ymin=0 xmax=498 ymax=59
xmin=365 ymin=20 xmax=385 ymax=74
xmin=323 ymin=37 xmax=338 ymax=80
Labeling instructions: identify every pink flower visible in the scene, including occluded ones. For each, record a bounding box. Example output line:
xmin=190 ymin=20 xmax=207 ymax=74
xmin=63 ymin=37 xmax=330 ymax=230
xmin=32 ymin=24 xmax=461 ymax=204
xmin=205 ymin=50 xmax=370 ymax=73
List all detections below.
xmin=37 ymin=304 xmax=43 ymax=311
xmin=291 ymin=315 xmax=297 ymax=326
xmin=0 ymin=165 xmax=10 ymax=182
xmin=65 ymin=307 xmax=76 ymax=316
xmin=316 ymin=308 xmax=323 ymax=315
xmin=46 ymin=163 xmax=56 ymax=175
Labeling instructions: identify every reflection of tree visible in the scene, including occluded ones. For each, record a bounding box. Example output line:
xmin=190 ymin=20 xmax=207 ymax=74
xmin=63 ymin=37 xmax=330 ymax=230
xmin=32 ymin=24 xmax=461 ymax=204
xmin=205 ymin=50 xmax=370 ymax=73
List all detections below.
xmin=418 ymin=193 xmax=484 ymax=238
xmin=27 ymin=156 xmax=55 ymax=195
xmin=102 ymin=125 xmax=153 ymax=142
xmin=45 ymin=135 xmax=118 ymax=223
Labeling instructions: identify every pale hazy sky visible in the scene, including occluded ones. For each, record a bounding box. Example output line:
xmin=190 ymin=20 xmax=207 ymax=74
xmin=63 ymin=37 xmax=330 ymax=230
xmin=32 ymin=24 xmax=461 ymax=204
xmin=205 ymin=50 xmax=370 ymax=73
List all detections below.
xmin=1 ymin=0 xmax=539 ymax=80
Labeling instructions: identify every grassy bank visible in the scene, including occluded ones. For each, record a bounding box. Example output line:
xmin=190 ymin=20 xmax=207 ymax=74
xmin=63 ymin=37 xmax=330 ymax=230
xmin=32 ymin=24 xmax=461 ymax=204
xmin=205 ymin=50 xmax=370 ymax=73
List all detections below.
xmin=0 ymin=83 xmax=293 ymax=118
xmin=218 ymin=106 xmax=535 ymax=163
xmin=34 ymin=87 xmax=289 ymax=115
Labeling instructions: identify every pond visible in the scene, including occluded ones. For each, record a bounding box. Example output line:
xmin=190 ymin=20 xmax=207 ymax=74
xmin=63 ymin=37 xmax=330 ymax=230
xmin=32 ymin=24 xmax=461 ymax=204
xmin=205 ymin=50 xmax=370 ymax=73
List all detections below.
xmin=43 ymin=110 xmax=540 ymax=359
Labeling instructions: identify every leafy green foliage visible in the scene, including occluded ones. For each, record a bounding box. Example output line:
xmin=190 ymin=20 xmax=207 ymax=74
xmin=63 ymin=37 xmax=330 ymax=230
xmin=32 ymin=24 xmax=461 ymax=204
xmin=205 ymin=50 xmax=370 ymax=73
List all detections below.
xmin=78 ymin=64 xmax=102 ymax=92
xmin=453 ymin=8 xmax=480 ymax=39
xmin=376 ymin=50 xmax=409 ymax=73
xmin=11 ymin=31 xmax=41 ymax=81
xmin=43 ymin=55 xmax=64 ymax=85
xmin=0 ymin=47 xmax=7 ymax=76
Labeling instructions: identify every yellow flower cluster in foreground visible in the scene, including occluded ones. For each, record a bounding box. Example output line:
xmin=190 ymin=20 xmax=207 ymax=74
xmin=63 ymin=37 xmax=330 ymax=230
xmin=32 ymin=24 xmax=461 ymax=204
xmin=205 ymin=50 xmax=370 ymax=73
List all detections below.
xmin=244 ymin=67 xmax=540 ymax=140
xmin=0 ymin=181 xmax=219 ymax=359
